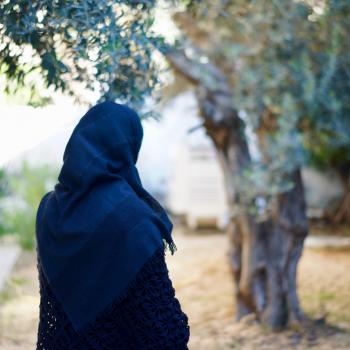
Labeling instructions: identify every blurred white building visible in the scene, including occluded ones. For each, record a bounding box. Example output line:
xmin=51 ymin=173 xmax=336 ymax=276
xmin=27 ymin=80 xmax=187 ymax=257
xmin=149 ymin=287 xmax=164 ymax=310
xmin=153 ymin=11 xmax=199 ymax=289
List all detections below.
xmin=168 ymin=140 xmax=229 ymax=229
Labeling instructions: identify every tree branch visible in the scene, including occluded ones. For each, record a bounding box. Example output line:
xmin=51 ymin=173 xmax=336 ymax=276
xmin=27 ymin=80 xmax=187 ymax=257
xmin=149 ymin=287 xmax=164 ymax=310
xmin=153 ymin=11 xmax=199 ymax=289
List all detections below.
xmin=165 ymin=48 xmax=231 ymax=94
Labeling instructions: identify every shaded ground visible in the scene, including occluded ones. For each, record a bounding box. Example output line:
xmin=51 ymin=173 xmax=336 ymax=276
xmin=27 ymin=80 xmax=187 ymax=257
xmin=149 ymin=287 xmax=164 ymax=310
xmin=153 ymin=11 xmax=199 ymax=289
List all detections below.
xmin=1 ymin=226 xmax=350 ymax=349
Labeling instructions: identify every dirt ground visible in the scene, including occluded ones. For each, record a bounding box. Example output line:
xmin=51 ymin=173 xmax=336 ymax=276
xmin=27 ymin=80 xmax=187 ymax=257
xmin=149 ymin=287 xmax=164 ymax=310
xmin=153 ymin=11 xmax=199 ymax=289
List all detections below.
xmin=1 ymin=226 xmax=350 ymax=350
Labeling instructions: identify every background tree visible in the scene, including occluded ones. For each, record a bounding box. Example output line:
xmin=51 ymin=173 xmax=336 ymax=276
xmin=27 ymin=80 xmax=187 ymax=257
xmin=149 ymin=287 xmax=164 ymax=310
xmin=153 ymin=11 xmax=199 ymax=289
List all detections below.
xmin=166 ymin=0 xmax=350 ymax=329
xmin=0 ymin=0 xmax=162 ymax=110
xmin=302 ymin=2 xmax=350 ymax=224
xmin=1 ymin=0 xmax=349 ymax=330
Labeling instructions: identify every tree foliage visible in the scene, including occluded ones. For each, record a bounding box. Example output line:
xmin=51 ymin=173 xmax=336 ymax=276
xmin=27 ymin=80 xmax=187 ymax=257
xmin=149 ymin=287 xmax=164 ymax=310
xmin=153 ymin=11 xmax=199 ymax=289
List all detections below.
xmin=176 ymin=0 xmax=350 ymax=212
xmin=0 ymin=0 xmax=164 ymax=108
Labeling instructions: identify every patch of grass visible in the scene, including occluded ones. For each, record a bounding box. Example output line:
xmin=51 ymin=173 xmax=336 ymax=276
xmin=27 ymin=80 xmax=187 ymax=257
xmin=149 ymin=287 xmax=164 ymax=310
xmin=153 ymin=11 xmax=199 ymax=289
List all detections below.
xmin=9 ymin=277 xmax=26 ymax=287
xmin=318 ymin=291 xmax=336 ymax=303
xmin=0 ymin=276 xmax=28 ymax=306
xmin=332 ymin=313 xmax=350 ymax=325
xmin=0 ymin=289 xmax=13 ymax=304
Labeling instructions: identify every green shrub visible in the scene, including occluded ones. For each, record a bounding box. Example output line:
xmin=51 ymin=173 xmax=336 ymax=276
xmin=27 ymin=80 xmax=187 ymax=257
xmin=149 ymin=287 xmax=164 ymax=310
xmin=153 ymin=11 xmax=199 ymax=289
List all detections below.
xmin=3 ymin=162 xmax=58 ymax=250
xmin=0 ymin=168 xmax=10 ymax=236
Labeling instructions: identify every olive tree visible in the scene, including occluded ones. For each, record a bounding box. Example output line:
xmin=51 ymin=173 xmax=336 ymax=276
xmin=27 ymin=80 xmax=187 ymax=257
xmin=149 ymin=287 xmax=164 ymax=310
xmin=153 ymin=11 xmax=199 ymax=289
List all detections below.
xmin=165 ymin=0 xmax=350 ymax=329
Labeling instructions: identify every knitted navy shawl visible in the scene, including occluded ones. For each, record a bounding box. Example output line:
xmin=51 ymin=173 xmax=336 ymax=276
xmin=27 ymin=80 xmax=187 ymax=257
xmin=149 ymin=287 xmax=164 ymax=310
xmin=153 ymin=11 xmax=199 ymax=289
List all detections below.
xmin=35 ymin=101 xmax=176 ymax=331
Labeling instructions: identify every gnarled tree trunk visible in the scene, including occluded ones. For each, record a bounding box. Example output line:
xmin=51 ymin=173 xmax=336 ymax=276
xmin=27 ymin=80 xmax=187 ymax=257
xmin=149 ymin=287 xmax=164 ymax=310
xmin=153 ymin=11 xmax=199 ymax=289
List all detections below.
xmin=167 ymin=49 xmax=309 ymax=330
xmin=334 ymin=168 xmax=350 ymax=224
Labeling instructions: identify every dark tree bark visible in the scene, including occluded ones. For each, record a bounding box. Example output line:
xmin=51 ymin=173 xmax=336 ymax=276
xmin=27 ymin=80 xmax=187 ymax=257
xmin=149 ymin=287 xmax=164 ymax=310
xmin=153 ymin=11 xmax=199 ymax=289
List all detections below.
xmin=166 ymin=49 xmax=309 ymax=330
xmin=334 ymin=168 xmax=350 ymax=224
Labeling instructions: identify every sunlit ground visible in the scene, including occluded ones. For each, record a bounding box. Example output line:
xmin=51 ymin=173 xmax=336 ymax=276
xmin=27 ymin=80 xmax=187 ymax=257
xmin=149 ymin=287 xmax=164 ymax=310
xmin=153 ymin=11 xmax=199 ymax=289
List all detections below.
xmin=1 ymin=226 xmax=350 ymax=350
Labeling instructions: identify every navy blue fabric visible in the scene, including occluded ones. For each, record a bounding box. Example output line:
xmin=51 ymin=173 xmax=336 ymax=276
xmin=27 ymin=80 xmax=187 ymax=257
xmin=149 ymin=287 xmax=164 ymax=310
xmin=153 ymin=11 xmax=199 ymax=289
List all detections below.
xmin=35 ymin=101 xmax=176 ymax=331
xmin=36 ymin=245 xmax=190 ymax=349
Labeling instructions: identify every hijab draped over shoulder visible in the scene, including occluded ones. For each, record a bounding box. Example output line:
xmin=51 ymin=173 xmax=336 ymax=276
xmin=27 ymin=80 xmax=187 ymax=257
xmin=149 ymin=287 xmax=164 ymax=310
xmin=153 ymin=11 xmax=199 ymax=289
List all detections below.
xmin=35 ymin=101 xmax=176 ymax=331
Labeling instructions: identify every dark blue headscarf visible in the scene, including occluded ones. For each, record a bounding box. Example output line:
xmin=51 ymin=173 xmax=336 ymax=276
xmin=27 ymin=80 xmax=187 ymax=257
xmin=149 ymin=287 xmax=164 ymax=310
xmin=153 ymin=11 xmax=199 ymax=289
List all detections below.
xmin=35 ymin=101 xmax=176 ymax=331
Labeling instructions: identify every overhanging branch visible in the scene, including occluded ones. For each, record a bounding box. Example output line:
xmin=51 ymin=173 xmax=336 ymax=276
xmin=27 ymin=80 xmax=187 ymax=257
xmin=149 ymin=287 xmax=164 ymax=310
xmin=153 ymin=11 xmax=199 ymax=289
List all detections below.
xmin=165 ymin=48 xmax=231 ymax=94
